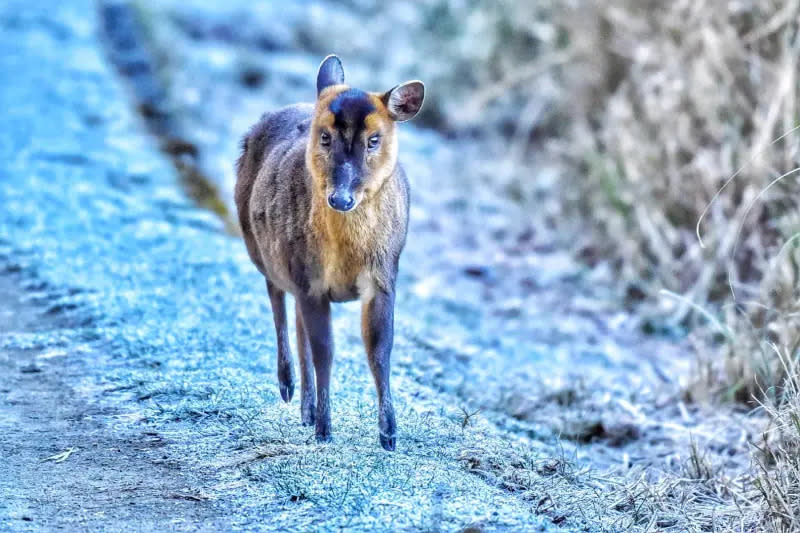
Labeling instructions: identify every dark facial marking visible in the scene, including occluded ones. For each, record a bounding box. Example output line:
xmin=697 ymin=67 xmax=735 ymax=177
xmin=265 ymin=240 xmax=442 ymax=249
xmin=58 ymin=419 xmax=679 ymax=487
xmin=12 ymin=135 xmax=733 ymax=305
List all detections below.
xmin=329 ymin=88 xmax=375 ymax=149
xmin=323 ymin=88 xmax=379 ymax=212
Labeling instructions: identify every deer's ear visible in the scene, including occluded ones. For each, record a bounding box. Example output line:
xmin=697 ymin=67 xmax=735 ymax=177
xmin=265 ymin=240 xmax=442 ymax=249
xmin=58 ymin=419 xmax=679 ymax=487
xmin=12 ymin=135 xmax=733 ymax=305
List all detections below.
xmin=317 ymin=55 xmax=345 ymax=96
xmin=382 ymin=81 xmax=425 ymax=122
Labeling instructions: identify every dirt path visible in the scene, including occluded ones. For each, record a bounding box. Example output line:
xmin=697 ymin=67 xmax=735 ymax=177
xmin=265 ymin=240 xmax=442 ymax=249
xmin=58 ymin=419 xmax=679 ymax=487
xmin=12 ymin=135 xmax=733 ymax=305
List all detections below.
xmin=0 ymin=273 xmax=226 ymax=532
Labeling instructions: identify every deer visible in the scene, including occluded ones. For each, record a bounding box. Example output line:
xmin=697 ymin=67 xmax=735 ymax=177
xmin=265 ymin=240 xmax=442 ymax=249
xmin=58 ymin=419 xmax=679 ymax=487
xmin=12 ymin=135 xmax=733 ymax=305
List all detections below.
xmin=235 ymin=55 xmax=424 ymax=450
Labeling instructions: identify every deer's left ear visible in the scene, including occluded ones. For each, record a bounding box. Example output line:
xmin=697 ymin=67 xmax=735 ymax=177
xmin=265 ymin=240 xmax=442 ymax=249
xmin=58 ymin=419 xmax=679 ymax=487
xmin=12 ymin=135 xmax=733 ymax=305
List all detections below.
xmin=382 ymin=81 xmax=425 ymax=122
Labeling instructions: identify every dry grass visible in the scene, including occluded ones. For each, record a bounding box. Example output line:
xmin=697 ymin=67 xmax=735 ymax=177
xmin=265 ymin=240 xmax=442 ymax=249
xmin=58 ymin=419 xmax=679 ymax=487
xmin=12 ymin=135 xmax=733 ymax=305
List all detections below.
xmin=750 ymin=348 xmax=800 ymax=532
xmin=538 ymin=6 xmax=800 ymax=529
xmin=407 ymin=2 xmax=800 ymax=530
xmin=546 ymin=1 xmax=800 ymax=313
xmin=459 ymin=438 xmax=764 ymax=532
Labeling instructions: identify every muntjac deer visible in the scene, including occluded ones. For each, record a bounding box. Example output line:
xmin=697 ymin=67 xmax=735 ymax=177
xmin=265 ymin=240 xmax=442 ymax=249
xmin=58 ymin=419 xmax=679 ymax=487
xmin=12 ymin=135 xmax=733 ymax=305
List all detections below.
xmin=235 ymin=55 xmax=424 ymax=450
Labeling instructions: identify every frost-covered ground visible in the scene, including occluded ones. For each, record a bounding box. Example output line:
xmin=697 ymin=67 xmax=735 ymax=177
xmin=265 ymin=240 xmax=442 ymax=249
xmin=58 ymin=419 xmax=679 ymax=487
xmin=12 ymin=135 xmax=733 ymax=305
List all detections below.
xmin=0 ymin=1 xmax=762 ymax=532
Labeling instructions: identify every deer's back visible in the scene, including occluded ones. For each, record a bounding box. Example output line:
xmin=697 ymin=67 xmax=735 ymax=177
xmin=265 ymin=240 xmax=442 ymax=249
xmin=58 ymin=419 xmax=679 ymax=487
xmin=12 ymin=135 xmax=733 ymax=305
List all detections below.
xmin=235 ymin=104 xmax=316 ymax=293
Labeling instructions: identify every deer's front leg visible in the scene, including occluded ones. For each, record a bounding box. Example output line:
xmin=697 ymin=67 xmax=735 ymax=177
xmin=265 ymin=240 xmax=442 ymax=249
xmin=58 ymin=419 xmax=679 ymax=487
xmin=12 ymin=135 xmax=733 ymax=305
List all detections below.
xmin=362 ymin=288 xmax=396 ymax=451
xmin=295 ymin=304 xmax=316 ymax=426
xmin=297 ymin=294 xmax=333 ymax=443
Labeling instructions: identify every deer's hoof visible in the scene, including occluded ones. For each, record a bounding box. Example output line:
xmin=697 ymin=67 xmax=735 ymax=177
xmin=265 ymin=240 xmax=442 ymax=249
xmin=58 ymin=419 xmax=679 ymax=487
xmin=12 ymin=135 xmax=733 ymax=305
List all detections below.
xmin=379 ymin=432 xmax=396 ymax=451
xmin=279 ymin=381 xmax=294 ymax=403
xmin=315 ymin=431 xmax=332 ymax=444
xmin=379 ymin=406 xmax=396 ymax=451
xmin=301 ymin=402 xmax=315 ymax=426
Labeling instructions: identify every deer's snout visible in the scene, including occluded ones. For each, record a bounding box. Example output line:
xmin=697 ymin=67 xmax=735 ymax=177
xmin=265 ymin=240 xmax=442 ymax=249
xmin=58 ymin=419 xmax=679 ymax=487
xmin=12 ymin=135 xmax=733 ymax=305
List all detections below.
xmin=328 ymin=161 xmax=360 ymax=212
xmin=327 ymin=190 xmax=355 ymax=212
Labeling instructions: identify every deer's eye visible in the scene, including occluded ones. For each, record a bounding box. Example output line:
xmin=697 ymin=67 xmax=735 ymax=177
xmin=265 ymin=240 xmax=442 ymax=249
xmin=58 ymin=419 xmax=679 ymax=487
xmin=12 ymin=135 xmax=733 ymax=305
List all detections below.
xmin=367 ymin=134 xmax=380 ymax=150
xmin=320 ymin=131 xmax=331 ymax=146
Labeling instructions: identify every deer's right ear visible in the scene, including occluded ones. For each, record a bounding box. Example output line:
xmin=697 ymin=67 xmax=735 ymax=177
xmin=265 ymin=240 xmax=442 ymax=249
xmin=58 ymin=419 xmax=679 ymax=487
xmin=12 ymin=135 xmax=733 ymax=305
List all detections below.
xmin=317 ymin=55 xmax=345 ymax=96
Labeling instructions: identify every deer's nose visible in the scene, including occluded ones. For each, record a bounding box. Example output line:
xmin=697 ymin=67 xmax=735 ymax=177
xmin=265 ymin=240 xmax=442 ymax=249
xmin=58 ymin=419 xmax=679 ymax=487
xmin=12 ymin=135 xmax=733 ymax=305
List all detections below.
xmin=327 ymin=192 xmax=355 ymax=212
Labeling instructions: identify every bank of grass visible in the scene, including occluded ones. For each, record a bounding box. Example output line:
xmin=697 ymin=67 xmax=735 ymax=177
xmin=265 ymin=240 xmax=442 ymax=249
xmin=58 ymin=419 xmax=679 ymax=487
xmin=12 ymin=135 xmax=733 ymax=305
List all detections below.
xmin=546 ymin=5 xmax=800 ymax=529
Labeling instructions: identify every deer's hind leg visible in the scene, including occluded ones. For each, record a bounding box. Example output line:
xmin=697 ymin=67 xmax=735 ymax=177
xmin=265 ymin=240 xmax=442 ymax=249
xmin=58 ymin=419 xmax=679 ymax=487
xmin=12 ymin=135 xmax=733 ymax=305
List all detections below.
xmin=267 ymin=280 xmax=295 ymax=402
